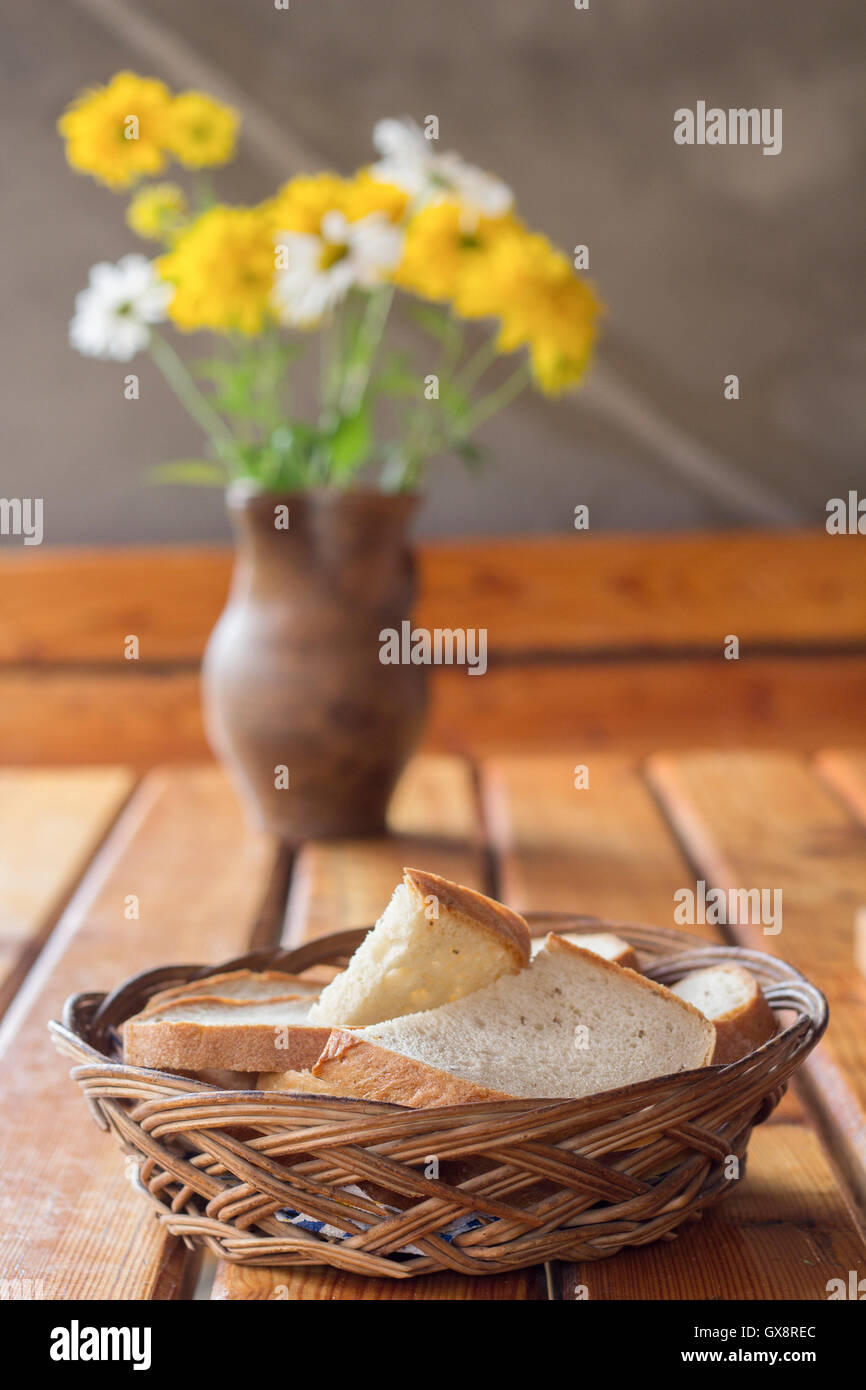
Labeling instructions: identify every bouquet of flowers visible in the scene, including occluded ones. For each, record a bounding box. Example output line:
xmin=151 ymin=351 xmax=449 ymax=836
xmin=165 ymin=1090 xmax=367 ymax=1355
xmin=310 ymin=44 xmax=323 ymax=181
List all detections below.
xmin=60 ymin=71 xmax=601 ymax=493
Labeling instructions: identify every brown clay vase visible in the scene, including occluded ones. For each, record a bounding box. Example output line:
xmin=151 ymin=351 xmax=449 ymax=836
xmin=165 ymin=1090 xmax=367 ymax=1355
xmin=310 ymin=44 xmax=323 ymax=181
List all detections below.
xmin=202 ymin=485 xmax=428 ymax=841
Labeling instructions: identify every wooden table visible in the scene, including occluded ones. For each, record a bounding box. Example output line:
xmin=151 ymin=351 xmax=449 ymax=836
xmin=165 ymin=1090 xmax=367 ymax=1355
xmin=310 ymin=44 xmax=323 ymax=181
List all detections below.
xmin=1 ymin=751 xmax=865 ymax=1301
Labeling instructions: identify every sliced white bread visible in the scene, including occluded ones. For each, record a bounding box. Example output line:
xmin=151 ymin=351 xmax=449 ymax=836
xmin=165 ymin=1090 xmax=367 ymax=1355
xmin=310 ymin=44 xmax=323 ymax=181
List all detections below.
xmin=309 ymin=934 xmax=716 ymax=1108
xmin=257 ymin=1068 xmax=357 ymax=1096
xmin=530 ymin=931 xmax=638 ymax=970
xmin=135 ymin=969 xmax=320 ymax=1020
xmin=123 ymin=994 xmax=330 ymax=1073
xmin=671 ymin=964 xmax=777 ymax=1064
xmin=308 ymin=867 xmax=531 ymax=1027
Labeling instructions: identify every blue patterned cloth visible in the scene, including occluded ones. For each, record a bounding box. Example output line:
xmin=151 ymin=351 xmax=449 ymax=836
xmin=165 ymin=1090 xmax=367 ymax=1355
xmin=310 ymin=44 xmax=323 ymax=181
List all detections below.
xmin=276 ymin=1185 xmax=486 ymax=1254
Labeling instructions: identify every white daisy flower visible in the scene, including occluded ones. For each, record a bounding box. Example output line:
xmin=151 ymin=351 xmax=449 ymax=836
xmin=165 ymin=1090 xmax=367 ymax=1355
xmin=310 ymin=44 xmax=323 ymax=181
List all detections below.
xmin=69 ymin=254 xmax=171 ymax=361
xmin=371 ymin=117 xmax=513 ymax=220
xmin=272 ymin=210 xmax=404 ymax=327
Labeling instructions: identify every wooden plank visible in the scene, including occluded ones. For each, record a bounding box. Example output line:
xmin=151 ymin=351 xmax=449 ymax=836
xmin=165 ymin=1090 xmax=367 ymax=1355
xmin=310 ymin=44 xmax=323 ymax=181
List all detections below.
xmin=817 ymin=749 xmax=866 ymax=827
xmin=0 ymin=767 xmax=281 ymax=1300
xmin=558 ymin=1123 xmax=866 ymax=1301
xmin=1 ymin=531 xmax=863 ymax=664
xmin=284 ymin=755 xmax=481 ymax=942
xmin=214 ymin=753 xmax=546 ymax=1300
xmin=0 ymin=669 xmax=210 ymax=765
xmin=214 ymin=1264 xmax=548 ymax=1302
xmin=3 ymin=656 xmax=866 ymax=767
xmin=0 ymin=768 xmax=133 ymax=1011
xmin=481 ymin=754 xmax=715 ymax=933
xmin=647 ymin=751 xmax=866 ymax=1216
xmin=483 ymin=753 xmax=866 ymax=1299
xmin=429 ymin=656 xmax=866 ymax=755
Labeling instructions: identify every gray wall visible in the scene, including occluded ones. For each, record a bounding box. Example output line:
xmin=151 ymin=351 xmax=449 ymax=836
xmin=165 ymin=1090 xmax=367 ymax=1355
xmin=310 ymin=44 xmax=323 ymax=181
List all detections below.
xmin=3 ymin=0 xmax=865 ymax=544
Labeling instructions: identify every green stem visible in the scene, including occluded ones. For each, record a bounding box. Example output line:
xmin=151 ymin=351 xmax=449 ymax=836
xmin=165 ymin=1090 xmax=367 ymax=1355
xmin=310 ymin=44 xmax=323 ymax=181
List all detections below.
xmin=455 ymin=333 xmax=498 ymax=393
xmin=339 ymin=284 xmax=395 ymax=415
xmin=149 ymin=331 xmax=235 ymax=456
xmin=465 ymin=358 xmax=532 ymax=431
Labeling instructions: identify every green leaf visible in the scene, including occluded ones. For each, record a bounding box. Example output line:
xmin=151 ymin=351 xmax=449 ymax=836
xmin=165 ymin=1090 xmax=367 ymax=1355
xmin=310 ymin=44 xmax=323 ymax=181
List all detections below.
xmin=328 ymin=403 xmax=372 ymax=477
xmin=147 ymin=460 xmax=226 ymax=486
xmin=453 ymin=438 xmax=484 ymax=471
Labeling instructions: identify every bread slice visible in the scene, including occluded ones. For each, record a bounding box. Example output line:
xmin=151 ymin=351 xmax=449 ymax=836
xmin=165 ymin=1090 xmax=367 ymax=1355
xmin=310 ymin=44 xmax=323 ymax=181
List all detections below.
xmin=308 ymin=867 xmax=531 ymax=1027
xmin=530 ymin=931 xmax=638 ymax=971
xmin=257 ymin=1068 xmax=360 ymax=1096
xmin=671 ymin=964 xmax=776 ymax=1064
xmin=123 ymin=994 xmax=330 ymax=1073
xmin=310 ymin=934 xmax=716 ymax=1107
xmin=135 ymin=969 xmax=319 ymax=1020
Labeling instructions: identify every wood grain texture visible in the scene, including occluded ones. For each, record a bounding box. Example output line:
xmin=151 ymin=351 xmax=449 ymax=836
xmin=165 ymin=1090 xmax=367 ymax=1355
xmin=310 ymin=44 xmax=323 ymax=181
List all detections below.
xmin=0 ymin=768 xmax=133 ymax=1012
xmin=647 ymin=751 xmax=866 ymax=1216
xmin=817 ymin=749 xmax=866 ymax=828
xmin=483 ymin=753 xmax=866 ymax=1299
xmin=0 ymin=767 xmax=281 ymax=1299
xmin=429 ymin=656 xmax=866 ymax=755
xmin=481 ymin=754 xmax=710 ymax=932
xmin=1 ymin=531 xmax=863 ymax=664
xmin=558 ymin=1124 xmax=866 ymax=1300
xmin=213 ymin=1264 xmax=547 ymax=1301
xmin=3 ymin=656 xmax=866 ymax=767
xmin=214 ymin=753 xmax=546 ymax=1299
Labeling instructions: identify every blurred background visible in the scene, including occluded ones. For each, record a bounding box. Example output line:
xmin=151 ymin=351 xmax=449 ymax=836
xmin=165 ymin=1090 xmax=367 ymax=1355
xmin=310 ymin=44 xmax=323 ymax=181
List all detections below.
xmin=3 ymin=0 xmax=865 ymax=543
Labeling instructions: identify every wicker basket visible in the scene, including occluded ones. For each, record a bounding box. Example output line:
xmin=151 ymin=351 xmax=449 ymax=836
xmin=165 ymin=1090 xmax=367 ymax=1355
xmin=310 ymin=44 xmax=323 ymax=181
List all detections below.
xmin=49 ymin=916 xmax=827 ymax=1278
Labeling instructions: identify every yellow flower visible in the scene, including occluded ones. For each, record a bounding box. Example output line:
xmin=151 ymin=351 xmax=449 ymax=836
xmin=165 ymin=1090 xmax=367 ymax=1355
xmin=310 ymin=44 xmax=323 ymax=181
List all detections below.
xmin=456 ymin=227 xmax=601 ymax=394
xmin=158 ymin=205 xmax=275 ymax=335
xmin=344 ymin=170 xmax=409 ymax=224
xmin=58 ymin=72 xmax=173 ymax=189
xmin=126 ymin=182 xmax=187 ymax=241
xmin=165 ymin=91 xmax=238 ymax=169
xmin=394 ymin=199 xmax=517 ymax=302
xmin=264 ymin=169 xmax=408 ymax=238
xmin=264 ymin=173 xmax=351 ymax=235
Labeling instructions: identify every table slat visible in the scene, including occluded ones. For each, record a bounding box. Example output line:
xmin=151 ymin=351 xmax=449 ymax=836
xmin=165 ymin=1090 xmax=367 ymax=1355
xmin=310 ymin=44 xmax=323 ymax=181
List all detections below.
xmin=213 ymin=754 xmax=546 ymax=1300
xmin=482 ymin=753 xmax=866 ymax=1299
xmin=559 ymin=1123 xmax=866 ymax=1301
xmin=817 ymin=749 xmax=866 ymax=827
xmin=647 ymin=751 xmax=866 ymax=1213
xmin=0 ymin=767 xmax=133 ymax=1011
xmin=0 ymin=768 xmax=281 ymax=1300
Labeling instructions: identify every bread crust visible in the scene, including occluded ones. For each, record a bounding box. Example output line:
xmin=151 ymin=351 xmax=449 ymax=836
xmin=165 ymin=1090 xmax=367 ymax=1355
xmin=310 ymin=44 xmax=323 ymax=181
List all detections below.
xmin=311 ymin=1028 xmax=514 ymax=1107
xmin=403 ymin=867 xmax=530 ymax=967
xmin=537 ymin=931 xmax=639 ymax=972
xmin=673 ymin=965 xmax=777 ymax=1065
xmin=257 ymin=1069 xmax=338 ymax=1094
xmin=123 ymin=1007 xmax=330 ymax=1073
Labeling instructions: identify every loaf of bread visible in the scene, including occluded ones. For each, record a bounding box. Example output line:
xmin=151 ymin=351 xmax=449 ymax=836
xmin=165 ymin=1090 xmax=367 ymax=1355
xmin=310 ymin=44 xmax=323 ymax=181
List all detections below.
xmin=530 ymin=931 xmax=638 ymax=970
xmin=671 ymin=963 xmax=776 ymax=1064
xmin=308 ymin=867 xmax=531 ymax=1027
xmin=307 ymin=934 xmax=716 ymax=1108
